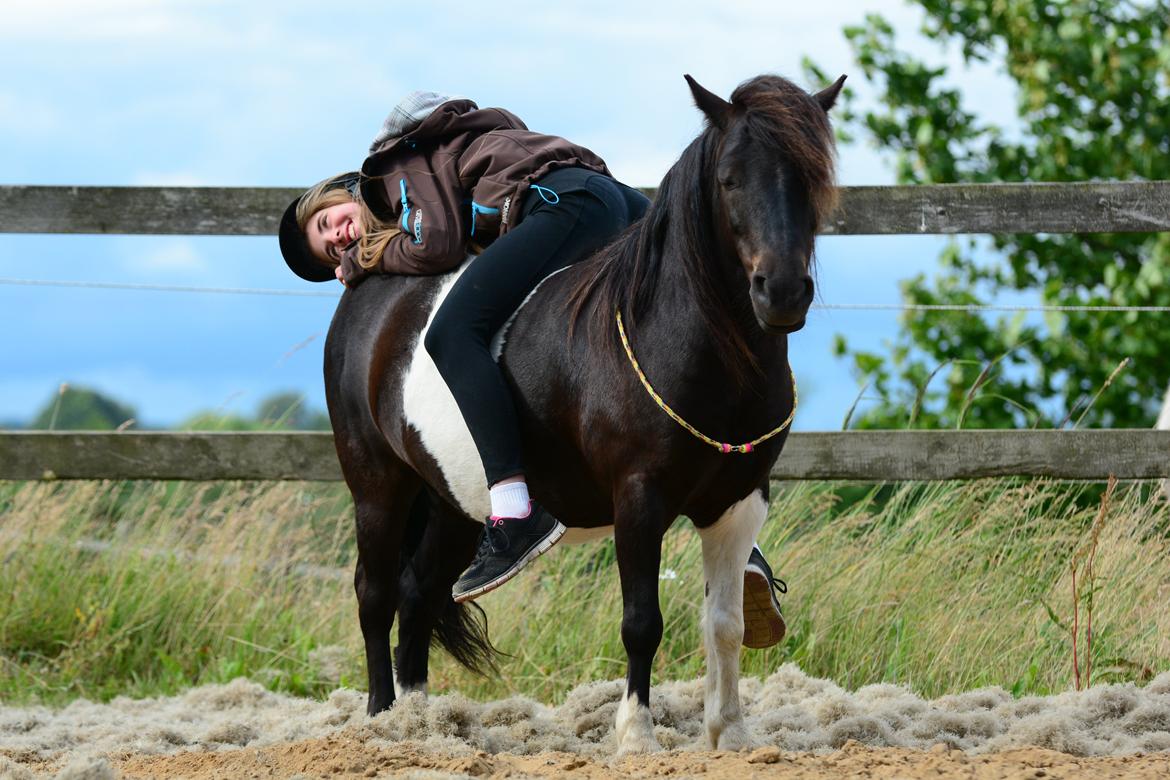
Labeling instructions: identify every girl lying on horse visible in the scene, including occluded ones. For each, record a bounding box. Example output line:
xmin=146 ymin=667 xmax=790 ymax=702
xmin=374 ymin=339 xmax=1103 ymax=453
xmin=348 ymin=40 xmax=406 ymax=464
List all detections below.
xmin=278 ymin=90 xmax=786 ymax=648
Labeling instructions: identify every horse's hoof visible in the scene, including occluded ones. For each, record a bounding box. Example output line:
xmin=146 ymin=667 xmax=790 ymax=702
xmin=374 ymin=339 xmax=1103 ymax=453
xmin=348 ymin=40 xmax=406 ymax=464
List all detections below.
xmin=719 ymin=730 xmax=755 ymax=751
xmin=707 ymin=720 xmax=754 ymax=751
xmin=366 ymin=698 xmax=393 ymax=717
xmin=616 ymin=733 xmax=663 ymax=756
xmin=615 ymin=693 xmax=662 ymax=755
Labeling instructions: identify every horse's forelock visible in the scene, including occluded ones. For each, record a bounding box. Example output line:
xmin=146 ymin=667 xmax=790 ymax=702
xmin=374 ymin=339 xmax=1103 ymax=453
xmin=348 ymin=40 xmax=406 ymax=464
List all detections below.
xmin=729 ymin=75 xmax=839 ymax=229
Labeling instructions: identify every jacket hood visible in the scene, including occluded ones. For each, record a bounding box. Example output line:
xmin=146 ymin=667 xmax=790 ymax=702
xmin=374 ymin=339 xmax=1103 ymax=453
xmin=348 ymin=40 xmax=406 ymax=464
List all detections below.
xmin=357 ymin=95 xmax=531 ymax=225
xmin=369 ymin=91 xmax=471 ymax=152
xmin=363 ymin=99 xmax=528 ymax=167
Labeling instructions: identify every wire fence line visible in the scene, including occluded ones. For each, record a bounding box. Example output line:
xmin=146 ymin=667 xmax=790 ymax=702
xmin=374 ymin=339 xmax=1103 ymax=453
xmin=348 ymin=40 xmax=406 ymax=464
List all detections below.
xmin=4 ymin=276 xmax=1170 ymax=314
xmin=812 ymin=302 xmax=1170 ymax=314
xmin=0 ymin=277 xmax=339 ymax=298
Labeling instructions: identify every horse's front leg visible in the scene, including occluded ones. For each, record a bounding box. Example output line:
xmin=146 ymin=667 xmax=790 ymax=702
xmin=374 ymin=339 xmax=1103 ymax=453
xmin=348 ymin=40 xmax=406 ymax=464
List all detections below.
xmin=698 ymin=489 xmax=768 ymax=750
xmin=612 ymin=478 xmax=671 ymax=755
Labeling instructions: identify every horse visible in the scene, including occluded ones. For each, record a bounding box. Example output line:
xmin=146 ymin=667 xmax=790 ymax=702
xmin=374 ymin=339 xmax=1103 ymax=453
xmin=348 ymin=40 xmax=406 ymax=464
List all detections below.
xmin=322 ymin=72 xmax=844 ymax=753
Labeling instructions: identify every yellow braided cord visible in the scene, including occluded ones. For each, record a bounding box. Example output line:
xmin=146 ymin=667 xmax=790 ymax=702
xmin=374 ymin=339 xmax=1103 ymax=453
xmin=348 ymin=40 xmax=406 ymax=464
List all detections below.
xmin=615 ymin=310 xmax=797 ymax=454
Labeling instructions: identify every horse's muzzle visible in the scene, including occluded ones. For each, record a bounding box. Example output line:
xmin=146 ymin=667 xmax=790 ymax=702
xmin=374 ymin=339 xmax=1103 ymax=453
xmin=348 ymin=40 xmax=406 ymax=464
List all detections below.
xmin=751 ymin=274 xmax=813 ymax=333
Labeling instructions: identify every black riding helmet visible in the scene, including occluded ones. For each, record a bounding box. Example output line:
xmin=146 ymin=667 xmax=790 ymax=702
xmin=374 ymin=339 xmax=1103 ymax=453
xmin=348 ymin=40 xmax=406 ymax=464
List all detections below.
xmin=278 ymin=171 xmax=361 ymax=282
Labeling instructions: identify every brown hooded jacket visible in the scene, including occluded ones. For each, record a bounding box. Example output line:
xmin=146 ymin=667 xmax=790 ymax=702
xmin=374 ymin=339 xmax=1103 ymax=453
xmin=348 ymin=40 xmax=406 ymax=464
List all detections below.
xmin=350 ymin=97 xmax=611 ymax=276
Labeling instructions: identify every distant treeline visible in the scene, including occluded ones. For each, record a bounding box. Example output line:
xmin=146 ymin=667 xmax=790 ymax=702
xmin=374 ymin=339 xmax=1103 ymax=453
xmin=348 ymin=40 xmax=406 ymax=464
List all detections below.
xmin=8 ymin=384 xmax=330 ymax=431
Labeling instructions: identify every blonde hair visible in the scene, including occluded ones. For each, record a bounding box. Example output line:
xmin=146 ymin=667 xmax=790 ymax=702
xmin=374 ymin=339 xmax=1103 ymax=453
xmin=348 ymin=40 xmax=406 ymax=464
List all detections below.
xmin=295 ymin=177 xmax=402 ymax=270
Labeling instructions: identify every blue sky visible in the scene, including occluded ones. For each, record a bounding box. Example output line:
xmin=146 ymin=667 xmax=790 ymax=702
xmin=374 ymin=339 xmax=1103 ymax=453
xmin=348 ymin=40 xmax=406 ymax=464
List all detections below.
xmin=0 ymin=0 xmax=1015 ymax=430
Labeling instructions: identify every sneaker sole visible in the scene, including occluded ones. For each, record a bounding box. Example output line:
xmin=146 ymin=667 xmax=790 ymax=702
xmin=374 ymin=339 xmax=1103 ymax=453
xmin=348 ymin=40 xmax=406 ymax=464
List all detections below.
xmin=742 ymin=564 xmax=786 ymax=649
xmin=452 ymin=521 xmax=568 ymax=604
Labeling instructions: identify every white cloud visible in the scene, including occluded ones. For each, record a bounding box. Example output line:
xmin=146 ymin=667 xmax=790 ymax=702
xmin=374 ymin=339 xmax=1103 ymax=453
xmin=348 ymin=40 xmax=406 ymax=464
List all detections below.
xmin=0 ymin=1 xmax=213 ymax=42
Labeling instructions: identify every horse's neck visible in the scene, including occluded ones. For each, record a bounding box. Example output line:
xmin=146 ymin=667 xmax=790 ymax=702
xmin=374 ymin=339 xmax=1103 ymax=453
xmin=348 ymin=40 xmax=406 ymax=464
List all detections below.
xmin=641 ymin=236 xmax=790 ymax=396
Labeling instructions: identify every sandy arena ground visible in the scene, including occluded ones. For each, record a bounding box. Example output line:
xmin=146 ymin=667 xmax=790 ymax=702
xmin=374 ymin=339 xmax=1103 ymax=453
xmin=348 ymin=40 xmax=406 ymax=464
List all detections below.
xmin=3 ymin=665 xmax=1169 ymax=778
xmin=10 ymin=734 xmax=1170 ymax=779
xmin=110 ymin=736 xmax=1170 ymax=779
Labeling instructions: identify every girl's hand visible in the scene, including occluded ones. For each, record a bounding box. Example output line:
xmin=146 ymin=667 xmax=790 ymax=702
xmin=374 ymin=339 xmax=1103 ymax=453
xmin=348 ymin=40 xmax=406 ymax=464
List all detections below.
xmin=337 ymin=247 xmax=370 ymax=287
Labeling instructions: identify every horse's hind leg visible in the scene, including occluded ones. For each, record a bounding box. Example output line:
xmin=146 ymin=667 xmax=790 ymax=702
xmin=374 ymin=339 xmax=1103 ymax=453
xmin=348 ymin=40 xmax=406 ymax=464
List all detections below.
xmin=350 ymin=464 xmax=423 ymax=715
xmin=394 ymin=490 xmax=485 ymax=694
xmin=613 ymin=478 xmax=671 ymax=755
xmin=698 ymin=489 xmax=767 ymax=750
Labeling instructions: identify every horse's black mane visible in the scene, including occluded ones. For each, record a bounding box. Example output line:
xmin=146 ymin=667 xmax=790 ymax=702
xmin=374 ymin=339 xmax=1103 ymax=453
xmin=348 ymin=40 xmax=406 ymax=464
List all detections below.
xmin=568 ymin=75 xmax=838 ymax=383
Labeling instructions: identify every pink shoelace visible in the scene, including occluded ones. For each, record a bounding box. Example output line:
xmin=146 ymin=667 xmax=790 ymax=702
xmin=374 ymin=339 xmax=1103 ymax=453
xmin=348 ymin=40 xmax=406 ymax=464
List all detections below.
xmin=488 ymin=500 xmax=534 ymax=527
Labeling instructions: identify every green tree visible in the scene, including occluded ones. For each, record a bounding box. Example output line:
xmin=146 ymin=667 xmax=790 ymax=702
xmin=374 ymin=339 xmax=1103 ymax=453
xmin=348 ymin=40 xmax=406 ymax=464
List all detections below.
xmin=30 ymin=385 xmax=138 ymax=430
xmin=177 ymin=391 xmax=329 ymax=431
xmin=178 ymin=412 xmax=256 ymax=431
xmin=255 ymin=392 xmax=330 ymax=430
xmin=807 ymin=0 xmax=1170 ymax=428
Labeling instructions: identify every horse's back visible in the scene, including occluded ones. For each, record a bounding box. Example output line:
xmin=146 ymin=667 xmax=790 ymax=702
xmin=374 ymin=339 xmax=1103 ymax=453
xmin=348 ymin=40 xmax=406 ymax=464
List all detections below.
xmin=325 ymin=257 xmax=608 ymax=525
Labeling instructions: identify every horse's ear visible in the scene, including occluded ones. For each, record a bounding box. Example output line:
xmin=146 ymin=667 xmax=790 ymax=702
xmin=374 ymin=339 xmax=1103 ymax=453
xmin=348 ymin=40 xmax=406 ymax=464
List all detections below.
xmin=814 ymin=75 xmax=847 ymax=112
xmin=685 ymin=74 xmax=732 ymax=129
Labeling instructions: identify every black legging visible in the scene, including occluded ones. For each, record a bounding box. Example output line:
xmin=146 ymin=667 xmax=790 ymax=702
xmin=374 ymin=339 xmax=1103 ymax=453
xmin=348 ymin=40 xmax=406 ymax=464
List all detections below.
xmin=424 ymin=167 xmax=649 ymax=486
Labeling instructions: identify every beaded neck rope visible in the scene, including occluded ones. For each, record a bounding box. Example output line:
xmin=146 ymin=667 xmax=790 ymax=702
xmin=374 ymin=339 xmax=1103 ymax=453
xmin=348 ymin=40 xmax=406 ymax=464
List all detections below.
xmin=615 ymin=310 xmax=798 ymax=454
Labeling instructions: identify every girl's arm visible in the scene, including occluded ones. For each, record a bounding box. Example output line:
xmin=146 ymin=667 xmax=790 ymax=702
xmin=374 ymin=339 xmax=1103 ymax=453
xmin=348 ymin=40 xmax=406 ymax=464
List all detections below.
xmin=338 ymin=191 xmax=470 ymax=284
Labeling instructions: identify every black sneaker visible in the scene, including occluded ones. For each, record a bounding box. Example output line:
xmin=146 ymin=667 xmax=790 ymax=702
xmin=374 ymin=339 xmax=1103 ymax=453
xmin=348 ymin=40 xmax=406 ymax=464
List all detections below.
xmin=743 ymin=545 xmax=787 ymax=649
xmin=451 ymin=502 xmax=567 ymax=603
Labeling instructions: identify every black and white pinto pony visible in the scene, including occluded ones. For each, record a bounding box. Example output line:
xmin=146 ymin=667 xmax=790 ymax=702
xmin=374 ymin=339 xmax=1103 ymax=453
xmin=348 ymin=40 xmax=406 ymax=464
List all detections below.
xmin=324 ymin=73 xmax=844 ymax=753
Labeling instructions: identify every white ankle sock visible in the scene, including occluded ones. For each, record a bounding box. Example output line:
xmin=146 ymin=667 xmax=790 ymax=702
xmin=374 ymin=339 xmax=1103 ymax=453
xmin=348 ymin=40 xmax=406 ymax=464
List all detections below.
xmin=489 ymin=481 xmax=531 ymax=518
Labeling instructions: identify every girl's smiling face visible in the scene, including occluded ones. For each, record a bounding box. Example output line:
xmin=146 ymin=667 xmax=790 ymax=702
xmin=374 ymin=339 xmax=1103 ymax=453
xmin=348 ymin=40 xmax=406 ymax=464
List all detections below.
xmin=305 ymin=201 xmax=361 ymax=265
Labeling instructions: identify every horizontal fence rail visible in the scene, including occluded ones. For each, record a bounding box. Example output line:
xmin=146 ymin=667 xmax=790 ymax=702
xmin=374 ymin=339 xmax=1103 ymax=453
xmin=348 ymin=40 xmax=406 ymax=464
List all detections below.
xmin=3 ymin=181 xmax=1167 ymax=484
xmin=2 ymin=181 xmax=1169 ymax=236
xmin=3 ymin=430 xmax=1169 ymax=482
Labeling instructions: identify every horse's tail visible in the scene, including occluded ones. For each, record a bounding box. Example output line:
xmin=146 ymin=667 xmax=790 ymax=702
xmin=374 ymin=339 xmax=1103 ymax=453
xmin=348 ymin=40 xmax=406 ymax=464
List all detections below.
xmin=433 ymin=590 xmax=500 ymax=676
xmin=400 ymin=488 xmax=501 ymax=676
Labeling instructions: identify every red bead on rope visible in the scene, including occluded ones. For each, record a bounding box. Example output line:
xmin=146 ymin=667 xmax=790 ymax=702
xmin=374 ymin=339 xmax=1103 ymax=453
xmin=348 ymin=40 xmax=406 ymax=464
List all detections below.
xmin=743 ymin=443 xmax=753 ymax=453
xmin=720 ymin=443 xmax=732 ymax=453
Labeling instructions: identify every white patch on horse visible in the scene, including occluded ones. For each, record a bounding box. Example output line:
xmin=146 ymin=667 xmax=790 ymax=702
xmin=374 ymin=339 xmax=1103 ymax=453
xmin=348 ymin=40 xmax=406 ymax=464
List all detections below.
xmin=393 ymin=678 xmax=427 ymax=698
xmin=697 ymin=490 xmax=766 ymax=750
xmin=1157 ymin=381 xmax=1170 ymax=501
xmin=402 ymin=259 xmax=574 ymax=521
xmin=401 ymin=255 xmax=491 ymax=521
xmin=614 ymin=690 xmax=660 ymax=755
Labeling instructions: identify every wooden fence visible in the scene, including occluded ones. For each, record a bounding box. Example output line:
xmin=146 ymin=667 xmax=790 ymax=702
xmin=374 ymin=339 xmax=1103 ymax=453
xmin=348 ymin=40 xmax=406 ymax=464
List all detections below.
xmin=2 ymin=181 xmax=1169 ymax=482
xmin=3 ymin=181 xmax=1169 ymax=235
xmin=3 ymin=430 xmax=1170 ymax=481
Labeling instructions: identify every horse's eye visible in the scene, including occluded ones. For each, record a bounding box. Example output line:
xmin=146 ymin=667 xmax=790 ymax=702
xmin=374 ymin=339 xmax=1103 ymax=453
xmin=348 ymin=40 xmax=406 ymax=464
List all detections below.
xmin=719 ymin=177 xmax=740 ymax=190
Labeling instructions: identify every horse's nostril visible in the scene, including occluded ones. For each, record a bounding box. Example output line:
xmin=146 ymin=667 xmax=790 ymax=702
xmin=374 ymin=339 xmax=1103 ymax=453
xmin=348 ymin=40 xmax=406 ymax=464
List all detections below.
xmin=804 ymin=277 xmax=814 ymax=299
xmin=751 ymin=274 xmax=767 ymax=295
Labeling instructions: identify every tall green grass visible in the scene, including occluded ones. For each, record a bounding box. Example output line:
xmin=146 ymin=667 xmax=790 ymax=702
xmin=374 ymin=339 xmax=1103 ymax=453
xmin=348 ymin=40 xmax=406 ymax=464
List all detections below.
xmin=1 ymin=478 xmax=1167 ymax=706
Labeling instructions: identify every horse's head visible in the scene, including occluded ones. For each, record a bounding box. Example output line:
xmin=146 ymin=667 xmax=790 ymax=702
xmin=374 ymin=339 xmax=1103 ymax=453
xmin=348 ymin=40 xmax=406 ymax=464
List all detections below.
xmin=686 ymin=74 xmax=845 ymax=334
